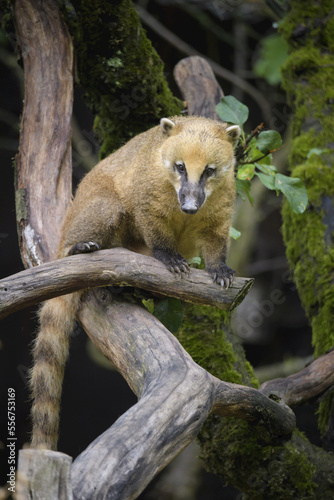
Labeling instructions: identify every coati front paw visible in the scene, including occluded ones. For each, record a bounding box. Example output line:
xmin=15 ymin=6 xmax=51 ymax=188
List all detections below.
xmin=209 ymin=263 xmax=235 ymax=289
xmin=154 ymin=249 xmax=190 ymax=277
xmin=68 ymin=241 xmax=100 ymax=256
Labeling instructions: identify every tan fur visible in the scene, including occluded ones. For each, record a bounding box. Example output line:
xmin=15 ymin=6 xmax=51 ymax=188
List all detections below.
xmin=30 ymin=115 xmax=240 ymax=450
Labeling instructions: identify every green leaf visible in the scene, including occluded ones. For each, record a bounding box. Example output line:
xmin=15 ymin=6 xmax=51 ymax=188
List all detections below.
xmin=142 ymin=298 xmax=154 ymax=314
xmin=255 ymin=172 xmax=276 ymax=190
xmin=275 ymin=174 xmax=308 ymax=214
xmin=237 ymin=163 xmax=255 ymax=180
xmin=256 ymin=153 xmax=274 ymax=166
xmin=188 ymin=256 xmax=202 ymax=267
xmin=236 ymin=178 xmax=253 ymax=204
xmin=230 ymin=227 xmax=241 ymax=240
xmin=154 ymin=297 xmax=183 ymax=333
xmin=256 ymin=130 xmax=282 ymax=154
xmin=253 ymin=33 xmax=288 ymax=85
xmin=255 ymin=162 xmax=277 ymax=174
xmin=216 ymin=95 xmax=249 ymax=126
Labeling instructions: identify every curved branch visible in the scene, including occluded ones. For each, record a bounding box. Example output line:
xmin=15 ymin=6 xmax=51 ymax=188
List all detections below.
xmin=14 ymin=0 xmax=73 ymax=266
xmin=70 ymin=288 xmax=295 ymax=500
xmin=212 ymin=382 xmax=295 ymax=436
xmin=259 ymin=348 xmax=334 ymax=407
xmin=0 ymin=248 xmax=254 ymax=319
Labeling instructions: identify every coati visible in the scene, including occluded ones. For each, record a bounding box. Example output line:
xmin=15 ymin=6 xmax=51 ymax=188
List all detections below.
xmin=30 ymin=115 xmax=240 ymax=450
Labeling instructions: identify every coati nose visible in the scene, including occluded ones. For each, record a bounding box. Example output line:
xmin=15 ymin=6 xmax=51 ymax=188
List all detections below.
xmin=181 ymin=202 xmax=198 ymax=214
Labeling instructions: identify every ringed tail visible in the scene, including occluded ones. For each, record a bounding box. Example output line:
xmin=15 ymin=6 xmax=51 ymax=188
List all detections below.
xmin=30 ymin=292 xmax=81 ymax=450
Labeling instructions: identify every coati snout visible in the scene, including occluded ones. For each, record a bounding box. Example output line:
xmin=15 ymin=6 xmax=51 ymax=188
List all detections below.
xmin=174 ymin=160 xmax=219 ymax=214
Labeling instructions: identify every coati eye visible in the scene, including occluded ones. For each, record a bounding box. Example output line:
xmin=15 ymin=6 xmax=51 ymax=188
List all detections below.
xmin=175 ymin=162 xmax=186 ymax=174
xmin=205 ymin=166 xmax=216 ymax=177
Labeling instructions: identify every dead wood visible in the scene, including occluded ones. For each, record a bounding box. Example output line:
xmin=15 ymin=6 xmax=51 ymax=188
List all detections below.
xmin=17 ymin=450 xmax=73 ymax=500
xmin=70 ymin=288 xmax=295 ymax=500
xmin=174 ymin=56 xmax=224 ymax=119
xmin=14 ymin=0 xmax=73 ymax=266
xmin=0 ymin=248 xmax=253 ymax=319
xmin=259 ymin=348 xmax=334 ymax=407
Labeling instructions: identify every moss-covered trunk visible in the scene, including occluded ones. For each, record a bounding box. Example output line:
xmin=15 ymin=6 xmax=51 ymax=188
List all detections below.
xmin=280 ymin=0 xmax=334 ymax=435
xmin=64 ymin=0 xmax=183 ymax=157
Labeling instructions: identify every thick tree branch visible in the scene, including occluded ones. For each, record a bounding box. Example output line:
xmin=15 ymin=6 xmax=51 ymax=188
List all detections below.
xmin=0 ymin=248 xmax=254 ymax=319
xmin=14 ymin=0 xmax=73 ymax=266
xmin=174 ymin=56 xmax=224 ymax=120
xmin=70 ymin=288 xmax=295 ymax=500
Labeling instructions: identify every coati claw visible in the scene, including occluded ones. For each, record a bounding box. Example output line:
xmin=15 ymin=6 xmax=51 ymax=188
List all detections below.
xmin=210 ymin=264 xmax=235 ymax=289
xmin=169 ymin=259 xmax=190 ymax=277
xmin=154 ymin=249 xmax=190 ymax=277
xmin=68 ymin=241 xmax=100 ymax=255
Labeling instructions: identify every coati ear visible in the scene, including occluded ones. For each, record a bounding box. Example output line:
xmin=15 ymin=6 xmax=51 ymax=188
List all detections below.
xmin=160 ymin=118 xmax=176 ymax=136
xmin=226 ymin=125 xmax=241 ymax=146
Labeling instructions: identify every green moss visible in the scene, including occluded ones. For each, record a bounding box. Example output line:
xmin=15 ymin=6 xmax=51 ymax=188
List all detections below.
xmin=177 ymin=304 xmax=257 ymax=387
xmin=64 ymin=0 xmax=183 ymax=156
xmin=280 ymin=0 xmax=334 ymax=435
xmin=197 ymin=416 xmax=317 ymax=499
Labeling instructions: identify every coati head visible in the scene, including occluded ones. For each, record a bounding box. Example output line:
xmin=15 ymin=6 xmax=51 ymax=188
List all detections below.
xmin=160 ymin=117 xmax=240 ymax=214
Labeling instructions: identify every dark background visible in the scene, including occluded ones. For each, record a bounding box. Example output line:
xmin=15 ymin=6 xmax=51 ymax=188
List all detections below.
xmin=0 ymin=1 xmax=317 ymax=498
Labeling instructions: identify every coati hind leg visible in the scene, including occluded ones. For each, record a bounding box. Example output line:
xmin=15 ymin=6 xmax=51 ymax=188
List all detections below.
xmin=60 ymin=195 xmax=125 ymax=258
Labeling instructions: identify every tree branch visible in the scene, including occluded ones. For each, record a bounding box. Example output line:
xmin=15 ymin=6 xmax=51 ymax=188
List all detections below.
xmin=70 ymin=288 xmax=295 ymax=500
xmin=14 ymin=0 xmax=73 ymax=266
xmin=173 ymin=56 xmax=224 ymax=120
xmin=259 ymin=348 xmax=334 ymax=407
xmin=0 ymin=248 xmax=254 ymax=319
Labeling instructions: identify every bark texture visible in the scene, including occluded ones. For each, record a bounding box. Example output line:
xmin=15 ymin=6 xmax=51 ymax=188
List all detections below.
xmin=71 ymin=288 xmax=295 ymax=500
xmin=259 ymin=348 xmax=334 ymax=407
xmin=14 ymin=0 xmax=73 ymax=265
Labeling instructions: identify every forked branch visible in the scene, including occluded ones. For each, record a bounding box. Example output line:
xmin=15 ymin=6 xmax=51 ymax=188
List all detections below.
xmin=69 ymin=288 xmax=295 ymax=499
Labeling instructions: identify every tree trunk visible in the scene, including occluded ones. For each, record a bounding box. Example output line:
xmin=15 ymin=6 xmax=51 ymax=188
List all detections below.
xmin=64 ymin=0 xmax=183 ymax=157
